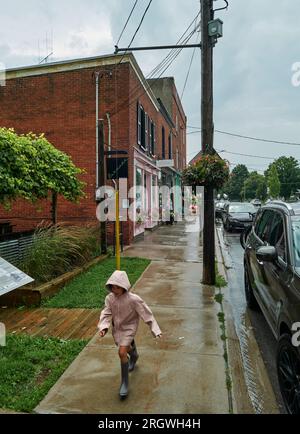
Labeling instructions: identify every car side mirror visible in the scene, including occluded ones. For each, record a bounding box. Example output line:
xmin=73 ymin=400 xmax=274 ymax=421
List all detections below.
xmin=256 ymin=246 xmax=278 ymax=263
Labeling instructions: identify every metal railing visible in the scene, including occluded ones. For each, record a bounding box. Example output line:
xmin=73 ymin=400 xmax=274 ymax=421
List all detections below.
xmin=0 ymin=232 xmax=34 ymax=265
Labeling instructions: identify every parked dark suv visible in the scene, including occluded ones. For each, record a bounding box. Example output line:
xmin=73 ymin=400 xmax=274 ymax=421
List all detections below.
xmin=244 ymin=201 xmax=300 ymax=413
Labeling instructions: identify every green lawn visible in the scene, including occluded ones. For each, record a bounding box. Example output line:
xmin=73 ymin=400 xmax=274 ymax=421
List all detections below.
xmin=42 ymin=257 xmax=151 ymax=309
xmin=0 ymin=334 xmax=87 ymax=413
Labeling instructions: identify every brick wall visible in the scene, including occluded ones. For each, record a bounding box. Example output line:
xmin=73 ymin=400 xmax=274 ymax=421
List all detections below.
xmin=0 ymin=57 xmax=187 ymax=245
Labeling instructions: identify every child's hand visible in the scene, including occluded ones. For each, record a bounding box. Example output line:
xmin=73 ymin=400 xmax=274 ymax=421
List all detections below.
xmin=99 ymin=329 xmax=107 ymax=338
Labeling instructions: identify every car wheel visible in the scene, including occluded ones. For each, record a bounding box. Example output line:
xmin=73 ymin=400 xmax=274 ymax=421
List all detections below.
xmin=277 ymin=334 xmax=300 ymax=414
xmin=244 ymin=266 xmax=259 ymax=310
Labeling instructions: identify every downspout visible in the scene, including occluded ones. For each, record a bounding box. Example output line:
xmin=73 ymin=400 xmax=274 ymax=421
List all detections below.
xmin=106 ymin=112 xmax=111 ymax=157
xmin=95 ymin=72 xmax=100 ymax=189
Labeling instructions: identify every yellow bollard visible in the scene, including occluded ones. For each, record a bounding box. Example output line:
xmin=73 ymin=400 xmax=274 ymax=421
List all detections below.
xmin=115 ymin=189 xmax=121 ymax=271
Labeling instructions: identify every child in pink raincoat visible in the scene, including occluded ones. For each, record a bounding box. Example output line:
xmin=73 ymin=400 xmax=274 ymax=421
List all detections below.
xmin=98 ymin=270 xmax=162 ymax=399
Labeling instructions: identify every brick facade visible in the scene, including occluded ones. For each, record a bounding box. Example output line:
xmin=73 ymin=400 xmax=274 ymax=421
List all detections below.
xmin=0 ymin=54 xmax=186 ymax=245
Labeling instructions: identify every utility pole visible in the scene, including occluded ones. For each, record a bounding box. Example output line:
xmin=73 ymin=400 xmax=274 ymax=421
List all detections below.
xmin=201 ymin=0 xmax=215 ymax=285
xmin=98 ymin=119 xmax=107 ymax=255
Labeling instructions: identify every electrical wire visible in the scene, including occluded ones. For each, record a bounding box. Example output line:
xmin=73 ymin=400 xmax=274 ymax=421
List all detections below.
xmin=148 ymin=12 xmax=200 ymax=79
xmin=180 ymin=29 xmax=200 ymax=100
xmin=187 ymin=127 xmax=300 ymax=146
xmin=216 ymin=149 xmax=275 ymax=160
xmin=108 ymin=20 xmax=201 ymax=121
xmin=117 ymin=0 xmax=153 ymax=66
xmin=112 ymin=13 xmax=201 ymax=114
xmin=116 ymin=0 xmax=139 ymax=46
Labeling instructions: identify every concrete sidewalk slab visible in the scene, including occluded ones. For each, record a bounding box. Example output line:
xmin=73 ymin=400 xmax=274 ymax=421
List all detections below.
xmin=133 ymin=277 xmax=215 ymax=308
xmin=35 ymin=222 xmax=229 ymax=414
xmin=35 ymin=345 xmax=228 ymax=414
xmin=140 ymin=261 xmax=203 ymax=283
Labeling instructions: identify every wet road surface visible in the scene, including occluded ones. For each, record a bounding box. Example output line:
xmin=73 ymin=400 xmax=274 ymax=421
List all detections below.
xmin=217 ymin=221 xmax=286 ymax=413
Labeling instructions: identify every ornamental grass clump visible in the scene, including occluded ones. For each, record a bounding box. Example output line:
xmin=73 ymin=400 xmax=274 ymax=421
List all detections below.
xmin=182 ymin=154 xmax=230 ymax=189
xmin=19 ymin=223 xmax=101 ymax=283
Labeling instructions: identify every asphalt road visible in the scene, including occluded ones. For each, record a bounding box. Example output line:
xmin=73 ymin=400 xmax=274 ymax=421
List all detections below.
xmin=218 ymin=221 xmax=286 ymax=414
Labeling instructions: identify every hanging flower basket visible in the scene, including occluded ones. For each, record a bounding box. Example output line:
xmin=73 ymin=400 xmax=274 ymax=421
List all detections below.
xmin=182 ymin=154 xmax=230 ymax=189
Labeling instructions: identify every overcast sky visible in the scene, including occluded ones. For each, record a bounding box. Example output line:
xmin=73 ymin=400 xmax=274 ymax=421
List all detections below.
xmin=1 ymin=0 xmax=300 ymax=174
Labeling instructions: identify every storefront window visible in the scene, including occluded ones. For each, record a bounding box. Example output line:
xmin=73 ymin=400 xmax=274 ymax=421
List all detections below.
xmin=136 ymin=168 xmax=143 ymax=215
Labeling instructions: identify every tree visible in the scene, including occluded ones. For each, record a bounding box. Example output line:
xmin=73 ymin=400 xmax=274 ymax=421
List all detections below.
xmin=256 ymin=177 xmax=268 ymax=201
xmin=266 ymin=156 xmax=300 ymax=200
xmin=0 ymin=128 xmax=86 ymax=223
xmin=242 ymin=171 xmax=267 ymax=201
xmin=267 ymin=164 xmax=281 ymax=199
xmin=223 ymin=164 xmax=249 ymax=201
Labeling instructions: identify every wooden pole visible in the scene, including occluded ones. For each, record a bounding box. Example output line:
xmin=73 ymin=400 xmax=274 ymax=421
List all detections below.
xmin=201 ymin=0 xmax=216 ymax=285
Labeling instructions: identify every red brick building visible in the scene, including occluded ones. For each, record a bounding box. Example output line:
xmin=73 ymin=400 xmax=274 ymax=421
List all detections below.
xmin=0 ymin=53 xmax=187 ymax=245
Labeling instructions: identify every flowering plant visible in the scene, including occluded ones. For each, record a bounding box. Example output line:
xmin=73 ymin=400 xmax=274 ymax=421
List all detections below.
xmin=182 ymin=154 xmax=230 ymax=189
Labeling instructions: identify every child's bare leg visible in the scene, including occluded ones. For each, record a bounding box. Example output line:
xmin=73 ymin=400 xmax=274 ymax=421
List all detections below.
xmin=119 ymin=346 xmax=130 ymax=364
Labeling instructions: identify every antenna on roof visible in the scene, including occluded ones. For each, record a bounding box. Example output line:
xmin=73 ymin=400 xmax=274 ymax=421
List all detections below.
xmin=39 ymin=30 xmax=54 ymax=64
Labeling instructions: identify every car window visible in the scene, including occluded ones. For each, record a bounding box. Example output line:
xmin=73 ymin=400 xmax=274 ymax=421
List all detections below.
xmin=229 ymin=204 xmax=256 ymax=213
xmin=291 ymin=218 xmax=300 ymax=267
xmin=255 ymin=210 xmax=274 ymax=242
xmin=268 ymin=212 xmax=287 ymax=262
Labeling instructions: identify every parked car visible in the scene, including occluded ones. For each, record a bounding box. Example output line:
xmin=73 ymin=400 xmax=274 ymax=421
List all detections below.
xmin=243 ymin=200 xmax=300 ymax=414
xmin=222 ymin=202 xmax=257 ymax=232
xmin=251 ymin=199 xmax=262 ymax=209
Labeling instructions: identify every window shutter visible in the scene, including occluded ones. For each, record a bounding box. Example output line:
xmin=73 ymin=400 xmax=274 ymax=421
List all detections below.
xmin=137 ymin=102 xmax=141 ymax=146
xmin=162 ymin=127 xmax=165 ymax=159
xmin=144 ymin=113 xmax=148 ymax=151
xmin=169 ymin=133 xmax=172 ymax=160
xmin=152 ymin=123 xmax=156 ymax=156
xmin=148 ymin=117 xmax=152 ymax=153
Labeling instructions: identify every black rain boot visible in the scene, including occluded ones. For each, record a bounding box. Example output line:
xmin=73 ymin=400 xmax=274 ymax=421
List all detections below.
xmin=119 ymin=362 xmax=129 ymax=399
xmin=128 ymin=341 xmax=139 ymax=372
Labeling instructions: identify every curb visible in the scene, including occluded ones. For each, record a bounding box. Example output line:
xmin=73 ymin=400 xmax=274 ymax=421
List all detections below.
xmin=215 ymin=229 xmax=237 ymax=414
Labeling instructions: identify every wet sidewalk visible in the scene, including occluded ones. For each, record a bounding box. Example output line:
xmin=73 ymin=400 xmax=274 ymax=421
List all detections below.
xmin=35 ymin=220 xmax=229 ymax=414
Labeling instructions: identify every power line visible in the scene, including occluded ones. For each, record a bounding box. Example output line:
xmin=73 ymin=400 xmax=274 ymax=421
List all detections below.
xmin=119 ymin=0 xmax=153 ymax=62
xmin=216 ymin=149 xmax=274 ymax=160
xmin=116 ymin=0 xmax=153 ymax=69
xmin=108 ymin=20 xmax=200 ymax=121
xmin=116 ymin=0 xmax=139 ymax=46
xmin=216 ymin=130 xmax=300 ymax=147
xmin=149 ymin=13 xmax=200 ymax=79
xmin=181 ymin=29 xmax=200 ymax=99
xmin=187 ymin=127 xmax=300 ymax=146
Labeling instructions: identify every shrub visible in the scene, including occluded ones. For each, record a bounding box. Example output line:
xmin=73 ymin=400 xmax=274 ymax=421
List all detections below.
xmin=19 ymin=223 xmax=101 ymax=283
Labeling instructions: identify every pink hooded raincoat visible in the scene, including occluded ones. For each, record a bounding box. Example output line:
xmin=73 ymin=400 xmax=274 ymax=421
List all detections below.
xmin=98 ymin=271 xmax=161 ymax=346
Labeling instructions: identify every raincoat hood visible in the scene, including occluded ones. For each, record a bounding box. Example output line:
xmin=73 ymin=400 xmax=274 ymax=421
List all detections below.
xmin=106 ymin=270 xmax=131 ymax=292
